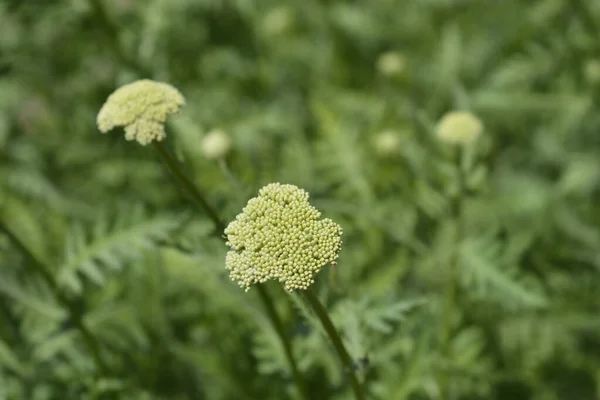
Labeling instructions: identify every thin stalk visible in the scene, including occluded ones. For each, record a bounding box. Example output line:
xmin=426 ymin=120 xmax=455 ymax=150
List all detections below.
xmin=303 ymin=289 xmax=365 ymax=400
xmin=153 ymin=141 xmax=226 ymax=234
xmin=439 ymin=147 xmax=465 ymax=400
xmin=256 ymin=285 xmax=308 ymax=400
xmin=0 ymin=220 xmax=109 ymax=375
xmin=151 ymin=141 xmax=308 ymax=400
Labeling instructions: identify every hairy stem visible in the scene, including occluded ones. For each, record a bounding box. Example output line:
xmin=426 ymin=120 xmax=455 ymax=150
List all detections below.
xmin=0 ymin=220 xmax=109 ymax=375
xmin=303 ymin=289 xmax=365 ymax=400
xmin=152 ymin=142 xmax=308 ymax=400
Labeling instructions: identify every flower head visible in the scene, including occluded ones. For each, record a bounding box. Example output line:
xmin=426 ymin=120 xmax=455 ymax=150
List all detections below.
xmin=584 ymin=59 xmax=600 ymax=85
xmin=436 ymin=111 xmax=483 ymax=145
xmin=224 ymin=183 xmax=343 ymax=292
xmin=202 ymin=129 xmax=232 ymax=159
xmin=373 ymin=130 xmax=401 ymax=157
xmin=97 ymin=79 xmax=185 ymax=145
xmin=377 ymin=51 xmax=405 ymax=77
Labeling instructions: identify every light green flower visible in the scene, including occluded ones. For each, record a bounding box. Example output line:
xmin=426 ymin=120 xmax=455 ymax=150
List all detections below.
xmin=436 ymin=111 xmax=483 ymax=145
xmin=225 ymin=183 xmax=343 ymax=292
xmin=202 ymin=129 xmax=232 ymax=159
xmin=377 ymin=51 xmax=405 ymax=77
xmin=97 ymin=79 xmax=185 ymax=145
xmin=373 ymin=130 xmax=401 ymax=157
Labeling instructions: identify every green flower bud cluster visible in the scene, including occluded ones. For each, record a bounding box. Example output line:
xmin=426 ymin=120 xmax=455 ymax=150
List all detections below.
xmin=97 ymin=79 xmax=185 ymax=145
xmin=225 ymin=183 xmax=343 ymax=292
xmin=436 ymin=111 xmax=483 ymax=145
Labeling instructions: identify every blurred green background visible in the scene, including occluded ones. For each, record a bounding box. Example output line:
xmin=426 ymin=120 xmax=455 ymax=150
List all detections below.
xmin=1 ymin=0 xmax=600 ymax=399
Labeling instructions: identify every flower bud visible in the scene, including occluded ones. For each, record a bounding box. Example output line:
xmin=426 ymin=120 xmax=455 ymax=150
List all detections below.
xmin=377 ymin=51 xmax=405 ymax=77
xmin=373 ymin=130 xmax=401 ymax=157
xmin=584 ymin=59 xmax=600 ymax=85
xmin=202 ymin=129 xmax=232 ymax=159
xmin=435 ymin=111 xmax=483 ymax=145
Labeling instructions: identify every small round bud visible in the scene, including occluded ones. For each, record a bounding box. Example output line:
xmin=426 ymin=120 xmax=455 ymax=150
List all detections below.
xmin=202 ymin=129 xmax=232 ymax=159
xmin=224 ymin=183 xmax=343 ymax=292
xmin=584 ymin=59 xmax=600 ymax=85
xmin=436 ymin=111 xmax=483 ymax=145
xmin=373 ymin=130 xmax=401 ymax=157
xmin=97 ymin=79 xmax=185 ymax=146
xmin=377 ymin=51 xmax=405 ymax=77
xmin=261 ymin=6 xmax=294 ymax=37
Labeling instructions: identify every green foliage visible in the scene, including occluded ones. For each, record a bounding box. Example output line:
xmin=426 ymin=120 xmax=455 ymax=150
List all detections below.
xmin=1 ymin=0 xmax=600 ymax=399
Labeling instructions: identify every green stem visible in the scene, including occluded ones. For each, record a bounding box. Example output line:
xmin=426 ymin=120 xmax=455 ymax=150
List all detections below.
xmin=256 ymin=285 xmax=309 ymax=400
xmin=303 ymin=289 xmax=365 ymax=400
xmin=439 ymin=148 xmax=465 ymax=400
xmin=0 ymin=220 xmax=109 ymax=376
xmin=153 ymin=141 xmax=226 ymax=234
xmin=151 ymin=142 xmax=308 ymax=400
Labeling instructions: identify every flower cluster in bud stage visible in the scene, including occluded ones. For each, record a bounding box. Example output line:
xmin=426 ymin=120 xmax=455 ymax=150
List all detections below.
xmin=97 ymin=79 xmax=185 ymax=145
xmin=224 ymin=183 xmax=343 ymax=292
xmin=436 ymin=111 xmax=483 ymax=145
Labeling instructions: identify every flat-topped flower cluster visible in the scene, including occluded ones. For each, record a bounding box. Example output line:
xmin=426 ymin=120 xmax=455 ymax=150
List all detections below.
xmin=97 ymin=79 xmax=185 ymax=145
xmin=225 ymin=183 xmax=343 ymax=292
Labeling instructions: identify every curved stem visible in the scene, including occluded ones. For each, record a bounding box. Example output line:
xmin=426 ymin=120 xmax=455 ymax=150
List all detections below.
xmin=256 ymin=285 xmax=309 ymax=400
xmin=303 ymin=289 xmax=365 ymax=400
xmin=151 ymin=142 xmax=309 ymax=400
xmin=153 ymin=141 xmax=226 ymax=234
xmin=0 ymin=220 xmax=109 ymax=375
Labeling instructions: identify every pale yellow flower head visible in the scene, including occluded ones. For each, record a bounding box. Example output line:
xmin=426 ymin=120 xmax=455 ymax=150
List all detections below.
xmin=584 ymin=59 xmax=600 ymax=85
xmin=377 ymin=51 xmax=405 ymax=77
xmin=202 ymin=129 xmax=232 ymax=159
xmin=97 ymin=79 xmax=185 ymax=145
xmin=436 ymin=111 xmax=483 ymax=145
xmin=373 ymin=130 xmax=401 ymax=157
xmin=224 ymin=183 xmax=343 ymax=292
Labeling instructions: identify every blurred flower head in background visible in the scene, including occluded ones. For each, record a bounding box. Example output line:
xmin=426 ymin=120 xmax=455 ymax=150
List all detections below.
xmin=373 ymin=130 xmax=401 ymax=157
xmin=261 ymin=6 xmax=294 ymax=37
xmin=584 ymin=59 xmax=600 ymax=85
xmin=377 ymin=51 xmax=406 ymax=77
xmin=202 ymin=128 xmax=232 ymax=159
xmin=97 ymin=79 xmax=185 ymax=145
xmin=436 ymin=111 xmax=483 ymax=145
xmin=224 ymin=183 xmax=343 ymax=292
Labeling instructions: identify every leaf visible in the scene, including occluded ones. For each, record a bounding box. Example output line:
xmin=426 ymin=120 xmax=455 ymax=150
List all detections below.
xmin=57 ymin=206 xmax=184 ymax=294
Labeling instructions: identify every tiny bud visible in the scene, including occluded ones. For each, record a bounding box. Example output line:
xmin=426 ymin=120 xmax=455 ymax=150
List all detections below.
xmin=261 ymin=6 xmax=294 ymax=37
xmin=436 ymin=111 xmax=483 ymax=145
xmin=377 ymin=51 xmax=405 ymax=77
xmin=202 ymin=129 xmax=232 ymax=159
xmin=373 ymin=130 xmax=401 ymax=157
xmin=584 ymin=59 xmax=600 ymax=85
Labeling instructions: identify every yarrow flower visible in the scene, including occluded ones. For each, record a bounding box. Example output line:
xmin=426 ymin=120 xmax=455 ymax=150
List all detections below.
xmin=224 ymin=183 xmax=343 ymax=292
xmin=97 ymin=79 xmax=185 ymax=145
xmin=435 ymin=111 xmax=483 ymax=145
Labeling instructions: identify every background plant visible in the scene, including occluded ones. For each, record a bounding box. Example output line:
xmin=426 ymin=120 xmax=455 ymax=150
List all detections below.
xmin=1 ymin=0 xmax=600 ymax=399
